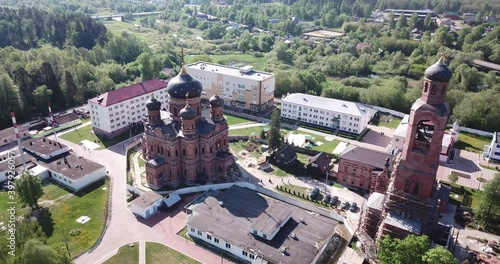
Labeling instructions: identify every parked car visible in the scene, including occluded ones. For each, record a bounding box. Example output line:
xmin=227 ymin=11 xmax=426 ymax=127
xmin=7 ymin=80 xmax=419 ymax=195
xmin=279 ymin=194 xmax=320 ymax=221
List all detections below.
xmin=341 ymin=201 xmax=350 ymax=210
xmin=310 ymin=187 xmax=320 ymax=200
xmin=350 ymin=202 xmax=357 ymax=212
xmin=323 ymin=194 xmax=331 ymax=204
xmin=330 ymin=196 xmax=339 ymax=206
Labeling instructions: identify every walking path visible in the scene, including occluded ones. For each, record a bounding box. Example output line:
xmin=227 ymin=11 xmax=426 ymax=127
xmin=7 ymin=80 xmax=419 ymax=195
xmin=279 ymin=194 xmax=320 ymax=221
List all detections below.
xmin=139 ymin=240 xmax=146 ymax=264
xmin=228 ymin=122 xmax=268 ymax=130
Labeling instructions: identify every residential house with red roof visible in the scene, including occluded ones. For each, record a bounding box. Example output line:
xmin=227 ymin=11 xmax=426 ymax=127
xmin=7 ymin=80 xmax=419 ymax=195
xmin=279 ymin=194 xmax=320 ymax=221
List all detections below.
xmin=88 ymin=79 xmax=169 ymax=138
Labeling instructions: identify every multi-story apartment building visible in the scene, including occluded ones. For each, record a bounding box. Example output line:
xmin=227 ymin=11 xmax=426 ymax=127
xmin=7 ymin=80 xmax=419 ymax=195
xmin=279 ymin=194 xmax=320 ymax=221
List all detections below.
xmin=281 ymin=93 xmax=376 ymax=135
xmin=185 ymin=62 xmax=275 ymax=113
xmin=88 ymin=79 xmax=169 ymax=138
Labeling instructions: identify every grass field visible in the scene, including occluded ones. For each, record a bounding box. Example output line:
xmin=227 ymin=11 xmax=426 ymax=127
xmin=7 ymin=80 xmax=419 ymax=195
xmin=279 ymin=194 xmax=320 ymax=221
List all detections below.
xmin=455 ymin=132 xmax=492 ymax=153
xmin=61 ymin=124 xmax=135 ymax=149
xmin=40 ymin=182 xmax=70 ymax=201
xmin=145 ymin=242 xmax=200 ymax=264
xmin=104 ymin=243 xmax=139 ymax=264
xmin=46 ymin=180 xmax=109 ymax=256
xmin=312 ymin=137 xmax=342 ymax=153
xmin=228 ymin=125 xmax=267 ymax=137
xmin=224 ymin=114 xmax=254 ymax=126
xmin=177 ymin=226 xmax=194 ymax=242
xmin=371 ymin=115 xmax=402 ymax=129
xmin=186 ymin=54 xmax=268 ymax=70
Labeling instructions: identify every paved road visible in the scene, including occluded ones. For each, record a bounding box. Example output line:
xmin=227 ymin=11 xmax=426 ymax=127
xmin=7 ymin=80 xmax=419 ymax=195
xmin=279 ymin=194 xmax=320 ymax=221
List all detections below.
xmin=43 ymin=136 xmax=233 ymax=264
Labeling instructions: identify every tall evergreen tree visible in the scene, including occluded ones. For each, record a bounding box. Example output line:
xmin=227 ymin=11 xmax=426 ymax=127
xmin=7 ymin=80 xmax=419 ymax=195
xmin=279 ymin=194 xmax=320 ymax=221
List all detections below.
xmin=63 ymin=71 xmax=78 ymax=105
xmin=268 ymin=109 xmax=283 ymax=151
xmin=39 ymin=62 xmax=65 ymax=110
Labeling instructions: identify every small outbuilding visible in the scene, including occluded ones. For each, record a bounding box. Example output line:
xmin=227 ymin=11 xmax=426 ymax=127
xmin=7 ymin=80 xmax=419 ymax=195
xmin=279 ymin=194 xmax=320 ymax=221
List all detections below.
xmin=306 ymin=152 xmax=331 ymax=175
xmin=130 ymin=191 xmax=163 ymax=219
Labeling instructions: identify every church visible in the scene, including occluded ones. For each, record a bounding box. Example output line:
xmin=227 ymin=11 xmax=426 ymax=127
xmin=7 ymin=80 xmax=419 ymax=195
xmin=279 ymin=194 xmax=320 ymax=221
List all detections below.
xmin=359 ymin=58 xmax=454 ymax=254
xmin=141 ymin=67 xmax=234 ymax=190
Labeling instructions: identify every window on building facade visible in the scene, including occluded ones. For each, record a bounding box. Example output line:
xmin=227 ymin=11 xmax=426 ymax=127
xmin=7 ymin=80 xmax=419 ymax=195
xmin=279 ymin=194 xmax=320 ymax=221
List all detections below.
xmin=226 ymin=243 xmax=231 ymax=248
xmin=250 ymin=254 xmax=255 ymax=259
xmin=214 ymin=238 xmax=219 ymax=243
xmin=191 ymin=227 xmax=195 ymax=232
xmin=207 ymin=234 xmax=212 ymax=240
xmin=242 ymin=251 xmax=248 ymax=256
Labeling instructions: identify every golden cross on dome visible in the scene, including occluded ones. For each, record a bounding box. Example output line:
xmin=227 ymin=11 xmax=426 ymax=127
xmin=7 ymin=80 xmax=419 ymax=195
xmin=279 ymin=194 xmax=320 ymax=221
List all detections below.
xmin=180 ymin=48 xmax=184 ymax=68
xmin=185 ymin=92 xmax=189 ymax=104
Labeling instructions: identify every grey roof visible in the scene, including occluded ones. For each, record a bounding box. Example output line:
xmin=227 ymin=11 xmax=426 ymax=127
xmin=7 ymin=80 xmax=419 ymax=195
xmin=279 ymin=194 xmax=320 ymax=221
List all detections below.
xmin=187 ymin=185 xmax=338 ymax=264
xmin=0 ymin=126 xmax=29 ymax=140
xmin=307 ymin=152 xmax=331 ymax=170
xmin=282 ymin=93 xmax=370 ymax=117
xmin=274 ymin=144 xmax=296 ymax=161
xmin=384 ymin=212 xmax=422 ymax=234
xmin=53 ymin=112 xmax=79 ymax=125
xmin=23 ymin=137 xmax=68 ymax=156
xmin=339 ymin=145 xmax=392 ymax=169
xmin=131 ymin=191 xmax=162 ymax=208
xmin=250 ymin=206 xmax=292 ymax=236
xmin=38 ymin=153 xmax=105 ymax=180
xmin=366 ymin=192 xmax=385 ymax=211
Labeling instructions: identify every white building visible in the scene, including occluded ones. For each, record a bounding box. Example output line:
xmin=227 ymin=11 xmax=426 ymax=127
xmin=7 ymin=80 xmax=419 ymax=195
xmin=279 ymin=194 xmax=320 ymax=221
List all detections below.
xmin=281 ymin=93 xmax=376 ymax=135
xmin=186 ymin=185 xmax=338 ymax=264
xmin=23 ymin=137 xmax=107 ymax=192
xmin=185 ymin=62 xmax=275 ymax=113
xmin=391 ymin=114 xmax=410 ymax=150
xmin=485 ymin=132 xmax=500 ymax=162
xmin=130 ymin=191 xmax=163 ymax=219
xmin=88 ymin=79 xmax=169 ymax=138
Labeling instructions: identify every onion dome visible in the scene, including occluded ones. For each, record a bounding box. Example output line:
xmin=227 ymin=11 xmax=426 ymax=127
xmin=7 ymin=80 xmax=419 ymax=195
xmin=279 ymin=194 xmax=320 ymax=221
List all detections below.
xmin=146 ymin=94 xmax=161 ymax=111
xmin=209 ymin=94 xmax=224 ymax=108
xmin=424 ymin=57 xmax=452 ymax=82
xmin=180 ymin=104 xmax=196 ymax=120
xmin=167 ymin=67 xmax=203 ymax=99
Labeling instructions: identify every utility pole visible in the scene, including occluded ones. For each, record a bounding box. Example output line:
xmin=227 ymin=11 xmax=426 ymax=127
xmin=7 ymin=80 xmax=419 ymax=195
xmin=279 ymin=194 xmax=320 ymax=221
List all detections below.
xmin=11 ymin=112 xmax=26 ymax=171
xmin=48 ymin=102 xmax=58 ymax=142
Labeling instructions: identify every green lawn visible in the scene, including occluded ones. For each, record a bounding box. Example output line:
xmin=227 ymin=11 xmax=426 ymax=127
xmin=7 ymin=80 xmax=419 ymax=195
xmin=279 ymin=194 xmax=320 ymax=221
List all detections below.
xmin=186 ymin=54 xmax=268 ymax=70
xmin=40 ymin=182 xmax=71 ymax=201
xmin=46 ymin=180 xmax=109 ymax=257
xmin=312 ymin=137 xmax=342 ymax=153
xmin=177 ymin=226 xmax=194 ymax=242
xmin=146 ymin=242 xmax=200 ymax=264
xmin=276 ymin=184 xmax=330 ymax=209
xmin=455 ymin=132 xmax=492 ymax=153
xmin=371 ymin=115 xmax=402 ymax=129
xmin=104 ymin=243 xmax=139 ymax=264
xmin=224 ymin=113 xmax=254 ymax=126
xmin=61 ymin=124 xmax=137 ymax=149
xmin=229 ymin=125 xmax=267 ymax=137
xmin=228 ymin=126 xmax=290 ymax=137
xmin=296 ymin=153 xmax=311 ymax=165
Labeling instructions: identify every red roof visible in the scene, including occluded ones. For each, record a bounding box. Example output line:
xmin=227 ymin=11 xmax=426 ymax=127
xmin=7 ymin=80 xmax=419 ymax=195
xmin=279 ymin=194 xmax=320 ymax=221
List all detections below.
xmin=88 ymin=79 xmax=168 ymax=107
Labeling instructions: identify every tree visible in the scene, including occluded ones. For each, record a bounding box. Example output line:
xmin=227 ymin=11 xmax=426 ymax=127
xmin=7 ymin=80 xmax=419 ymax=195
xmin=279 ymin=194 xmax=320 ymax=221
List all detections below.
xmin=422 ymin=246 xmax=457 ymax=264
xmin=448 ymin=173 xmax=459 ymax=186
xmin=409 ymin=13 xmax=419 ymax=30
xmin=377 ymin=235 xmax=429 ymax=264
xmin=268 ymin=109 xmax=282 ymax=151
xmin=387 ymin=12 xmax=395 ymax=29
xmin=477 ymin=173 xmax=500 ymax=222
xmin=397 ymin=14 xmax=408 ymax=29
xmin=33 ymin=85 xmax=53 ymax=115
xmin=424 ymin=14 xmax=432 ymax=30
xmin=20 ymin=239 xmax=59 ymax=264
xmin=63 ymin=71 xmax=78 ymax=105
xmin=16 ymin=172 xmax=44 ymax=208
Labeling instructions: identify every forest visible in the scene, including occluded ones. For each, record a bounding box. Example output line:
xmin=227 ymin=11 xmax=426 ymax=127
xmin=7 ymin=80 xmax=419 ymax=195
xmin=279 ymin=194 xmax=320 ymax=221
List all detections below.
xmin=0 ymin=0 xmax=499 ymax=131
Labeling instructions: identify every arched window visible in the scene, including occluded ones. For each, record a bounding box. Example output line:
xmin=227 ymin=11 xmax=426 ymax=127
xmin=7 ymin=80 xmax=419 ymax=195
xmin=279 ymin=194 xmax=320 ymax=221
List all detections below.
xmin=173 ymin=107 xmax=177 ymax=116
xmin=195 ymin=148 xmax=198 ymax=155
xmin=440 ymin=85 xmax=445 ymax=95
xmin=183 ymin=149 xmax=186 ymax=156
xmin=424 ymin=83 xmax=429 ymax=93
xmin=175 ymin=150 xmax=178 ymax=157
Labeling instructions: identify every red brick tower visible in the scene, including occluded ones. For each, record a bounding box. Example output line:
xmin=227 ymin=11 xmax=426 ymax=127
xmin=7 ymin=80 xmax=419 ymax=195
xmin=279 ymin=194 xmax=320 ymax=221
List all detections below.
xmin=375 ymin=57 xmax=452 ymax=239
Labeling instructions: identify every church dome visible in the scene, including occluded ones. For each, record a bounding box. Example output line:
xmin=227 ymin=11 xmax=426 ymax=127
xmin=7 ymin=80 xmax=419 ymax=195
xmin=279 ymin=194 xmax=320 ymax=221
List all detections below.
xmin=209 ymin=95 xmax=224 ymax=107
xmin=180 ymin=104 xmax=196 ymax=120
xmin=167 ymin=67 xmax=203 ymax=100
xmin=145 ymin=95 xmax=161 ymax=111
xmin=424 ymin=57 xmax=452 ymax=82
